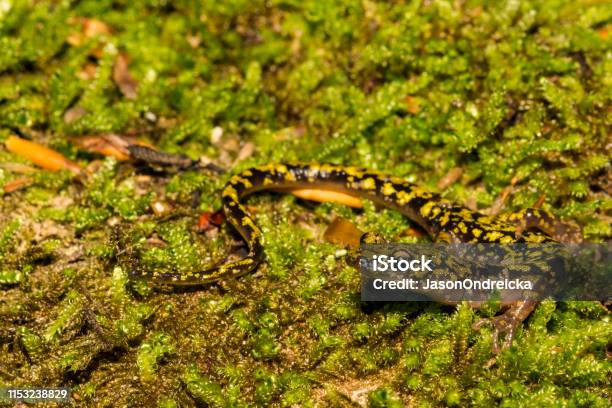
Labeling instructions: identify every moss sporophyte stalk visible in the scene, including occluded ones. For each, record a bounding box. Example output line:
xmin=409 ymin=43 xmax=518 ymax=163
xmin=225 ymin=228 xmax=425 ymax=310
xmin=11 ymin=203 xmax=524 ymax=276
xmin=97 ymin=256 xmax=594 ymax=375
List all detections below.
xmin=1 ymin=1 xmax=610 ymax=407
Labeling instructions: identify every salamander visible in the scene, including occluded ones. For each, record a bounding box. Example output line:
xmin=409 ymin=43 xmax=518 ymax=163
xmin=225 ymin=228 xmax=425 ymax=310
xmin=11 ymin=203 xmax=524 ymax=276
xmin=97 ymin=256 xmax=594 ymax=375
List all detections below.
xmin=129 ymin=162 xmax=582 ymax=351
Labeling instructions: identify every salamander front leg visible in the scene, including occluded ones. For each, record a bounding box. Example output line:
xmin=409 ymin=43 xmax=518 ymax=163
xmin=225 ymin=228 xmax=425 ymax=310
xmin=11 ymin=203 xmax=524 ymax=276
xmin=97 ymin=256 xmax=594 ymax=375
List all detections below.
xmin=348 ymin=231 xmax=387 ymax=268
xmin=472 ymin=300 xmax=537 ymax=353
xmin=500 ymin=208 xmax=583 ymax=243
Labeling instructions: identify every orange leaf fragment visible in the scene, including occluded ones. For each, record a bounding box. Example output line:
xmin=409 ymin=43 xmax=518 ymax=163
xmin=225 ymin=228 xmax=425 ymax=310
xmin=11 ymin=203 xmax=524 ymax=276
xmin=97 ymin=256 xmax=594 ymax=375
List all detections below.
xmin=533 ymin=195 xmax=546 ymax=209
xmin=404 ymin=96 xmax=421 ymax=114
xmin=324 ymin=217 xmax=363 ymax=249
xmin=5 ymin=136 xmax=81 ymax=174
xmin=400 ymin=227 xmax=425 ymax=238
xmin=197 ymin=210 xmax=225 ymax=232
xmin=3 ymin=177 xmax=33 ymax=193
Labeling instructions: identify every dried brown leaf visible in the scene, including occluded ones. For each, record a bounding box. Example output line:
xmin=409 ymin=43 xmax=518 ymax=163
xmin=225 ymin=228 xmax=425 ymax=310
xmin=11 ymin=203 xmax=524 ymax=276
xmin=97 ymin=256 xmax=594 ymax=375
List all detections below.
xmin=113 ymin=54 xmax=138 ymax=99
xmin=324 ymin=217 xmax=363 ymax=249
xmin=64 ymin=106 xmax=87 ymax=124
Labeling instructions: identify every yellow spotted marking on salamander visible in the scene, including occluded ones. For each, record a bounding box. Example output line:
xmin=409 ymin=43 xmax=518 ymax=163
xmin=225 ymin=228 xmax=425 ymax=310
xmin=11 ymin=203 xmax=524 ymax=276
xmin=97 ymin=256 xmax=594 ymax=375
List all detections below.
xmin=361 ymin=178 xmax=377 ymax=190
xmin=345 ymin=166 xmax=365 ymax=177
xmin=222 ymin=185 xmax=239 ymax=201
xmin=395 ymin=190 xmax=413 ymax=205
xmin=484 ymin=231 xmax=505 ymax=241
xmin=419 ymin=201 xmax=437 ymax=217
xmin=230 ymin=175 xmax=253 ymax=188
xmin=382 ymin=182 xmax=396 ymax=196
xmin=137 ymin=162 xmax=577 ymax=286
xmin=285 ymin=171 xmax=297 ymax=182
xmin=438 ymin=211 xmax=450 ymax=227
xmin=241 ymin=215 xmax=261 ymax=235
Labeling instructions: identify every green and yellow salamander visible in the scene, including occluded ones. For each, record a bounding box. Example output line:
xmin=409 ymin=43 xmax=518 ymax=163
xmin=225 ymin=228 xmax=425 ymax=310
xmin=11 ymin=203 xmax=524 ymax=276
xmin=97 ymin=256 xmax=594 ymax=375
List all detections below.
xmin=129 ymin=160 xmax=583 ymax=351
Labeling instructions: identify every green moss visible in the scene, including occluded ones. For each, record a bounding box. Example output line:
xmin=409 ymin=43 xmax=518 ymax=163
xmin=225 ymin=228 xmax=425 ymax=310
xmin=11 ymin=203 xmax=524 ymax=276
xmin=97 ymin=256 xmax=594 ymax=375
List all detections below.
xmin=166 ymin=170 xmax=225 ymax=209
xmin=182 ymin=365 xmax=228 ymax=407
xmin=0 ymin=219 xmax=20 ymax=260
xmin=137 ymin=332 xmax=175 ymax=382
xmin=16 ymin=326 xmax=43 ymax=357
xmin=368 ymin=387 xmax=404 ymax=408
xmin=43 ymin=290 xmax=82 ymax=343
xmin=1 ymin=0 xmax=610 ymax=406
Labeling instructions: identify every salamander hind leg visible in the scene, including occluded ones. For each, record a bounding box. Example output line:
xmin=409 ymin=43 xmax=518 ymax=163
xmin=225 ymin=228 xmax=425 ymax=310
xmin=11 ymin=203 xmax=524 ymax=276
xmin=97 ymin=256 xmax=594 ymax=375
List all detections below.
xmin=500 ymin=208 xmax=583 ymax=243
xmin=472 ymin=300 xmax=537 ymax=354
